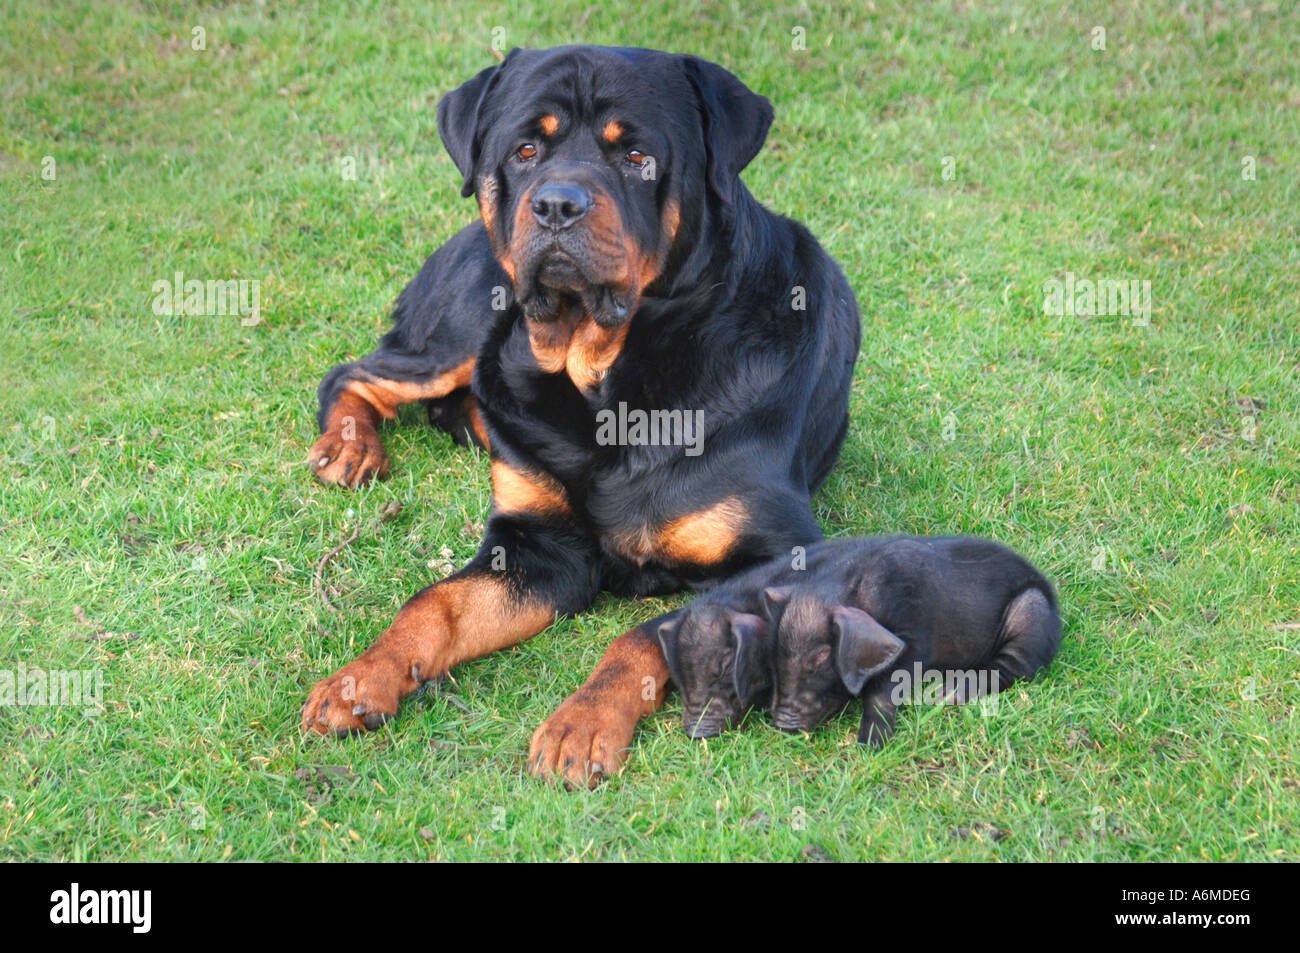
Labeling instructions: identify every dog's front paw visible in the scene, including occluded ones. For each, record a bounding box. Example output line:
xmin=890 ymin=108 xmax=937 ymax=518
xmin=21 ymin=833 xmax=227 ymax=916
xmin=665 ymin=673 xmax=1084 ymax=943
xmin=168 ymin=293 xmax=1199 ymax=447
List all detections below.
xmin=309 ymin=423 xmax=390 ymax=488
xmin=301 ymin=654 xmax=409 ymax=735
xmin=528 ymin=695 xmax=636 ymax=789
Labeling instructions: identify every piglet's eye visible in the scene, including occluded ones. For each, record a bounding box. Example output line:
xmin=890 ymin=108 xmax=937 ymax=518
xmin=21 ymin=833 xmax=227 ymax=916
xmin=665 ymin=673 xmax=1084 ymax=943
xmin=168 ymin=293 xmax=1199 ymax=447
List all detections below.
xmin=516 ymin=143 xmax=538 ymax=160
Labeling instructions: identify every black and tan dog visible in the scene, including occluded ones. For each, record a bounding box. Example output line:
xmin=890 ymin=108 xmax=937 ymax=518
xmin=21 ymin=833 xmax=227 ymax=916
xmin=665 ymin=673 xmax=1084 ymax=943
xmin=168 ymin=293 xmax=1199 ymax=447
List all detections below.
xmin=300 ymin=46 xmax=861 ymax=787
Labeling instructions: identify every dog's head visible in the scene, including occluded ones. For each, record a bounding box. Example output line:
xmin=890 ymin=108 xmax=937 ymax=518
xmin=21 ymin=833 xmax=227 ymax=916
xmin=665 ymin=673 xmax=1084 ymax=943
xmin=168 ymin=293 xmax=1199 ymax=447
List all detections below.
xmin=437 ymin=46 xmax=773 ymax=329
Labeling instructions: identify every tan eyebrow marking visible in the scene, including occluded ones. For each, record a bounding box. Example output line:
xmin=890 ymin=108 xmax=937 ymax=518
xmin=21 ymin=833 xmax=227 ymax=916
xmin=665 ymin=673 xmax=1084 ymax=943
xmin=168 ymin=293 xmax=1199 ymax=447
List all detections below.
xmin=539 ymin=114 xmax=559 ymax=136
xmin=602 ymin=119 xmax=623 ymax=143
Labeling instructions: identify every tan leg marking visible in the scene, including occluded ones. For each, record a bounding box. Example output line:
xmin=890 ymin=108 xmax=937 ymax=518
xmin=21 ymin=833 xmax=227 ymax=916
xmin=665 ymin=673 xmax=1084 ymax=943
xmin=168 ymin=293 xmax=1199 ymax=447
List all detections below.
xmin=464 ymin=395 xmax=490 ymax=449
xmin=342 ymin=357 xmax=476 ymax=420
xmin=302 ymin=574 xmax=556 ymax=734
xmin=528 ymin=624 xmax=669 ymax=789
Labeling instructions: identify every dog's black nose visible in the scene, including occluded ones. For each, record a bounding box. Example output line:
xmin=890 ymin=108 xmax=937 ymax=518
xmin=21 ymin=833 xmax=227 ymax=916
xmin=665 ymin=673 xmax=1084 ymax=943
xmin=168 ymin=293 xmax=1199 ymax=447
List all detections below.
xmin=531 ymin=183 xmax=592 ymax=229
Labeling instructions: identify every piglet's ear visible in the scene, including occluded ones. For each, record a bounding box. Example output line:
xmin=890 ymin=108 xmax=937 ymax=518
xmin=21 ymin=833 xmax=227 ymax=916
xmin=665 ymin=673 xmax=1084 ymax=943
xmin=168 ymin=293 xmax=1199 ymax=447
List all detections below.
xmin=833 ymin=607 xmax=905 ymax=696
xmin=730 ymin=613 xmax=771 ymax=711
xmin=656 ymin=615 xmax=684 ymax=688
xmin=761 ymin=585 xmax=794 ymax=621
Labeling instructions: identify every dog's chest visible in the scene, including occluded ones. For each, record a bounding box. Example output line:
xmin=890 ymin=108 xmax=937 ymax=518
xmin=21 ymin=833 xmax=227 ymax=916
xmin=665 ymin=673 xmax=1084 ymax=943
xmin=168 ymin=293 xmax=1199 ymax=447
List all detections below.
xmin=525 ymin=312 xmax=630 ymax=393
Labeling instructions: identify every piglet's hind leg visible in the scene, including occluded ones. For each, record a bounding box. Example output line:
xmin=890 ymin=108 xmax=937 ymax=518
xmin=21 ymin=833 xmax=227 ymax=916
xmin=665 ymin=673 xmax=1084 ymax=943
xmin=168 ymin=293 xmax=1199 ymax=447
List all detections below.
xmin=990 ymin=587 xmax=1062 ymax=688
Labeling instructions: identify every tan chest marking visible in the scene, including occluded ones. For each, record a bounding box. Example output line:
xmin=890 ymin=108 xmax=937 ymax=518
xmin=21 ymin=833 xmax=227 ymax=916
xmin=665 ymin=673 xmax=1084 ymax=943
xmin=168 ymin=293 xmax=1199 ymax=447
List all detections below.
xmin=608 ymin=496 xmax=750 ymax=568
xmin=527 ymin=314 xmax=630 ymax=391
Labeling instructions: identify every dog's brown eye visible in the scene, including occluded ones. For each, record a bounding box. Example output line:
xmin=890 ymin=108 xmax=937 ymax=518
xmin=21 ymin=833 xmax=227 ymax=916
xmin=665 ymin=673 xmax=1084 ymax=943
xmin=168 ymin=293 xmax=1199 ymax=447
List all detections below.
xmin=516 ymin=143 xmax=538 ymax=160
xmin=626 ymin=149 xmax=646 ymax=164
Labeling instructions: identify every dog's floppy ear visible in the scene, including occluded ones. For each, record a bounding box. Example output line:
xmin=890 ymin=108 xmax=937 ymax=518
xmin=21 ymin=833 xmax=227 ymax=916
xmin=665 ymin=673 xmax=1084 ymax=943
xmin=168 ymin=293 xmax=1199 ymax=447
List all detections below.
xmin=761 ymin=585 xmax=793 ymax=622
xmin=656 ymin=614 xmax=685 ymax=687
xmin=832 ymin=607 xmax=905 ymax=696
xmin=730 ymin=612 xmax=771 ymax=711
xmin=681 ymin=55 xmax=774 ymax=203
xmin=437 ymin=50 xmax=519 ymax=198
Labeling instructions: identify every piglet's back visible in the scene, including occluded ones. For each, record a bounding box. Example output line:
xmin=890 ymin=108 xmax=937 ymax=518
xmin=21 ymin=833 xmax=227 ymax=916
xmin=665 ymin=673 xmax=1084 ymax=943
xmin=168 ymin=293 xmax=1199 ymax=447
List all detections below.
xmin=837 ymin=535 xmax=1057 ymax=671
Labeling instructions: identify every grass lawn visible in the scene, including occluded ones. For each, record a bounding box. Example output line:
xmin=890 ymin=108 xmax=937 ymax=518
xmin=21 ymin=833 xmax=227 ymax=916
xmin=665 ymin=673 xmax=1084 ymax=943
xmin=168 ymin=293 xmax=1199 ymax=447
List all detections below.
xmin=1 ymin=0 xmax=1296 ymax=861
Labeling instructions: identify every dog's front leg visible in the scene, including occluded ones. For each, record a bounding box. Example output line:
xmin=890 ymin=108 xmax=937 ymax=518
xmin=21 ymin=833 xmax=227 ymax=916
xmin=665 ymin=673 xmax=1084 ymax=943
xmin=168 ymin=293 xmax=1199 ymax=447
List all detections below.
xmin=529 ymin=617 xmax=673 ymax=789
xmin=302 ymin=459 xmax=596 ymax=733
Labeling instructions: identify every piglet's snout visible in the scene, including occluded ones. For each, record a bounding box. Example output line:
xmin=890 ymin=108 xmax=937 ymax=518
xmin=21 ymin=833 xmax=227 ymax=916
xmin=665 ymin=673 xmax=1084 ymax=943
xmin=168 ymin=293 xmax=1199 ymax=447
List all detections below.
xmin=683 ymin=699 xmax=731 ymax=738
xmin=685 ymin=720 xmax=723 ymax=739
xmin=771 ymin=707 xmax=810 ymax=732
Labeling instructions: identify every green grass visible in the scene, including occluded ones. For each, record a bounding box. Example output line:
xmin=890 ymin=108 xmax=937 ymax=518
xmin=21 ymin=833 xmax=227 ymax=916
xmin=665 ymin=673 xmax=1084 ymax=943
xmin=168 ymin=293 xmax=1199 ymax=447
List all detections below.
xmin=1 ymin=0 xmax=1296 ymax=861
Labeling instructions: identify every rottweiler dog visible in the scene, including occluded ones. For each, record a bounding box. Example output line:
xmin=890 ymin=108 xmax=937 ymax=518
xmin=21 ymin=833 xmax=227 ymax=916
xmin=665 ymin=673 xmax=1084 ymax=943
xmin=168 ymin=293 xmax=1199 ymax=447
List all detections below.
xmin=300 ymin=46 xmax=862 ymax=788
